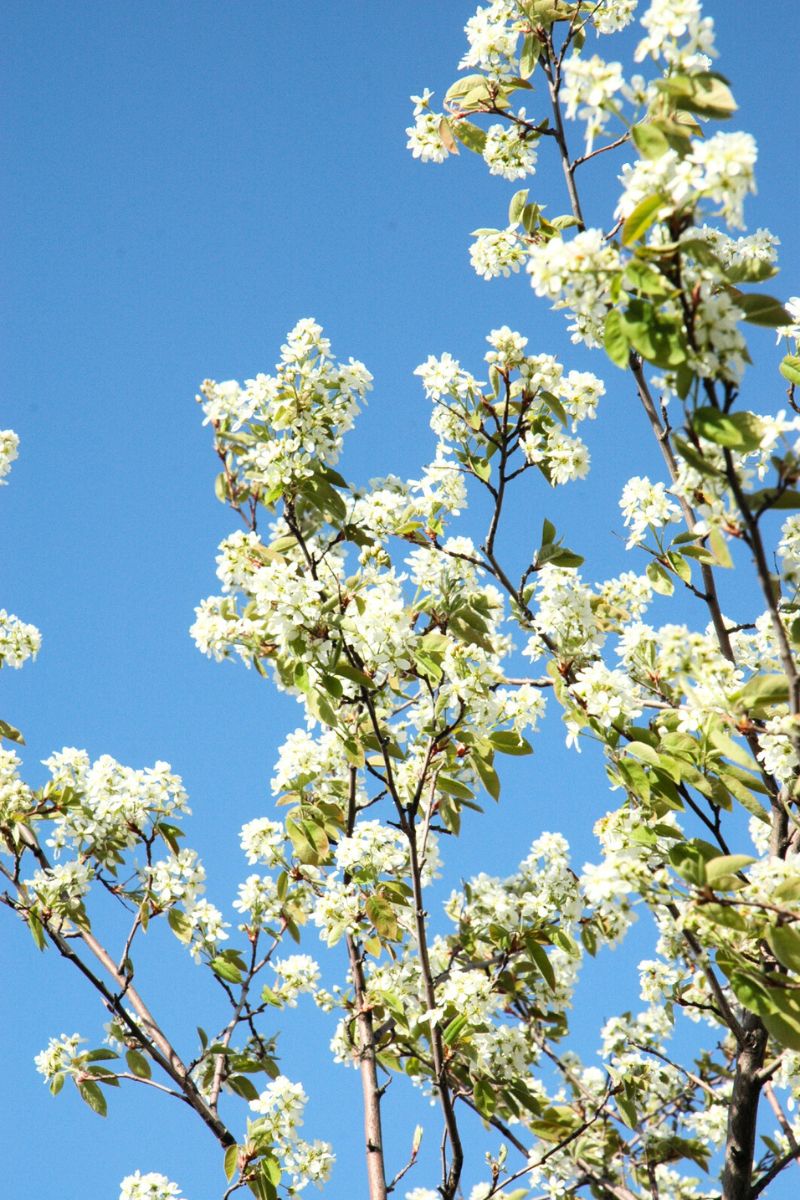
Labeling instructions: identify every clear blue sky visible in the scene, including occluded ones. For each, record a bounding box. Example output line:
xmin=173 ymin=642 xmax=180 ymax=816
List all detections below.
xmin=2 ymin=2 xmax=799 ymax=1196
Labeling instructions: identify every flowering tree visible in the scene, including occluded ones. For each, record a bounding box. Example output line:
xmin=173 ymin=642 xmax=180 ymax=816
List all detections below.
xmin=3 ymin=3 xmax=800 ymax=1200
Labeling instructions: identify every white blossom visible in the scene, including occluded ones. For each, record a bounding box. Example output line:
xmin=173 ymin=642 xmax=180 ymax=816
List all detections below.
xmin=778 ymin=514 xmax=800 ymax=584
xmin=119 ymin=1174 xmax=184 ymax=1200
xmin=527 ymin=229 xmax=621 ymax=346
xmin=240 ymin=816 xmax=285 ymax=866
xmin=562 ymin=54 xmax=624 ymax=149
xmin=482 ymin=122 xmax=538 ymax=180
xmin=0 ymin=429 xmax=19 ymax=482
xmin=34 ymin=1033 xmax=84 ymax=1083
xmin=460 ymin=1 xmax=518 ymax=77
xmin=406 ymin=110 xmax=449 ymax=163
xmin=619 ymin=475 xmax=680 ymax=547
xmin=757 ymin=715 xmax=800 ymax=785
xmin=233 ymin=873 xmax=282 ymax=928
xmin=469 ymin=227 xmax=527 ymax=280
xmin=636 ymin=0 xmax=716 ymax=71
xmin=572 ymin=660 xmax=644 ymax=724
xmin=0 ymin=609 xmax=42 ymax=669
xmin=593 ymin=0 xmax=638 ymax=35
xmin=690 ymin=131 xmax=758 ymax=230
xmin=271 ymin=954 xmax=321 ymax=1006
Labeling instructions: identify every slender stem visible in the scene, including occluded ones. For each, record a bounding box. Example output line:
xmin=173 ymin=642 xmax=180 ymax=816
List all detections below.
xmin=750 ymin=1147 xmax=799 ymax=1198
xmin=403 ymin=814 xmax=463 ymax=1199
xmin=209 ymin=933 xmax=261 ymax=1111
xmin=762 ymin=1080 xmax=800 ymax=1172
xmin=344 ymin=767 xmax=388 ymax=1200
xmin=43 ymin=909 xmax=234 ymax=1146
xmin=9 ymin=829 xmax=235 ymax=1147
xmin=629 ymin=356 xmax=734 ymax=661
xmin=540 ymin=42 xmax=585 ymax=231
xmin=572 ymin=130 xmax=630 ymax=170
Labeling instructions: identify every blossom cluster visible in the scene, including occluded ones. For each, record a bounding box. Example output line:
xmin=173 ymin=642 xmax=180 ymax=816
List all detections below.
xmin=0 ymin=608 xmax=42 ymax=670
xmin=198 ymin=317 xmax=372 ymax=502
xmin=118 ymin=1174 xmax=185 ymax=1200
xmin=249 ymin=1075 xmax=334 ymax=1190
xmin=0 ymin=429 xmax=19 ymax=482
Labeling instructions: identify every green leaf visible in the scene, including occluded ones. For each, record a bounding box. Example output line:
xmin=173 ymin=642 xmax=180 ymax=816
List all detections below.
xmin=763 ymin=1007 xmax=800 ymax=1053
xmin=286 ymin=816 xmax=330 ymax=865
xmin=156 ymin=821 xmax=184 ymax=854
xmin=666 ymin=550 xmax=692 ymax=584
xmin=767 ymin=926 xmax=800 ymax=974
xmin=211 ymin=956 xmax=244 ymax=985
xmin=735 ymin=673 xmax=789 ymax=716
xmin=366 ymin=894 xmax=398 ymax=941
xmin=228 ymin=1075 xmax=260 ymax=1102
xmin=705 ymin=854 xmax=755 ymax=889
xmin=539 ymin=388 xmax=567 ymax=425
xmin=332 ymin=661 xmax=375 ymax=690
xmin=28 ymin=911 xmax=46 ymax=951
xmin=443 ymin=1013 xmax=469 ymax=1046
xmin=125 ymin=1049 xmax=151 ymax=1079
xmin=525 ymin=0 xmax=587 ymax=25
xmin=77 ymin=1080 xmax=108 ymax=1118
xmin=734 ymin=293 xmax=792 ymax=327
xmin=708 ymin=526 xmax=733 ymax=568
xmin=692 ymin=407 xmax=764 ymax=451
xmin=436 ymin=774 xmax=475 ymax=801
xmin=168 ymin=907 xmax=193 ymax=945
xmin=777 ymin=878 xmax=800 ymax=902
xmin=471 ymin=456 xmax=492 ymax=483
xmin=622 ymin=194 xmax=666 ymax=246
xmin=631 ymin=122 xmax=669 ymax=160
xmin=616 ymin=1086 xmax=638 ymax=1130
xmin=518 ymin=201 xmax=540 ymax=235
xmin=625 ymin=259 xmax=673 ymax=298
xmin=603 ymin=309 xmax=629 ymax=368
xmin=621 ymin=300 xmax=687 ymax=367
xmin=669 ymin=840 xmax=717 ymax=886
xmin=751 ymin=487 xmax=800 ymax=512
xmin=520 ymin=33 xmax=539 ymax=78
xmin=508 ymin=188 xmax=529 ymax=226
xmin=248 ymin=1167 xmax=279 ymax=1200
xmin=646 ymin=560 xmax=674 ymax=596
xmin=445 ymin=74 xmax=496 ymax=111
xmin=489 ymin=730 xmax=533 ymax=756
xmin=451 ymin=119 xmax=487 ymax=154
xmin=725 ymin=257 xmax=778 ymax=285
xmin=780 ymin=355 xmax=800 ymax=386
xmin=660 ymin=72 xmax=737 ymax=119
xmin=699 ymin=902 xmax=749 ymax=931
xmin=729 ymin=972 xmax=773 ymax=1017
xmin=224 ymin=1144 xmax=240 ymax=1183
xmin=0 ymin=719 xmax=24 ymax=744
xmin=761 ymin=984 xmax=800 ymax=1051
xmin=473 ymin=752 xmax=501 ymax=802
xmin=527 ymin=941 xmax=555 ymax=992
xmin=473 ymin=1076 xmax=496 ymax=1117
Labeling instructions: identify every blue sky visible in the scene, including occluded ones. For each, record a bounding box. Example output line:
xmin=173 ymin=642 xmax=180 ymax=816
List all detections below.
xmin=3 ymin=2 xmax=799 ymax=1196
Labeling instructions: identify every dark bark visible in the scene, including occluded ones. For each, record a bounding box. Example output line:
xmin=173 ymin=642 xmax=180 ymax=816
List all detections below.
xmin=721 ymin=1010 xmax=768 ymax=1200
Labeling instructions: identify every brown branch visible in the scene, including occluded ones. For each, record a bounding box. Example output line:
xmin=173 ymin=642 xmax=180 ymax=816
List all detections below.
xmin=572 ymin=130 xmax=630 ymax=170
xmin=762 ymin=1080 xmax=800 ymax=1173
xmin=403 ymin=812 xmax=463 ymax=1199
xmin=344 ymin=766 xmax=388 ymax=1200
xmin=540 ymin=40 xmax=585 ymax=231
